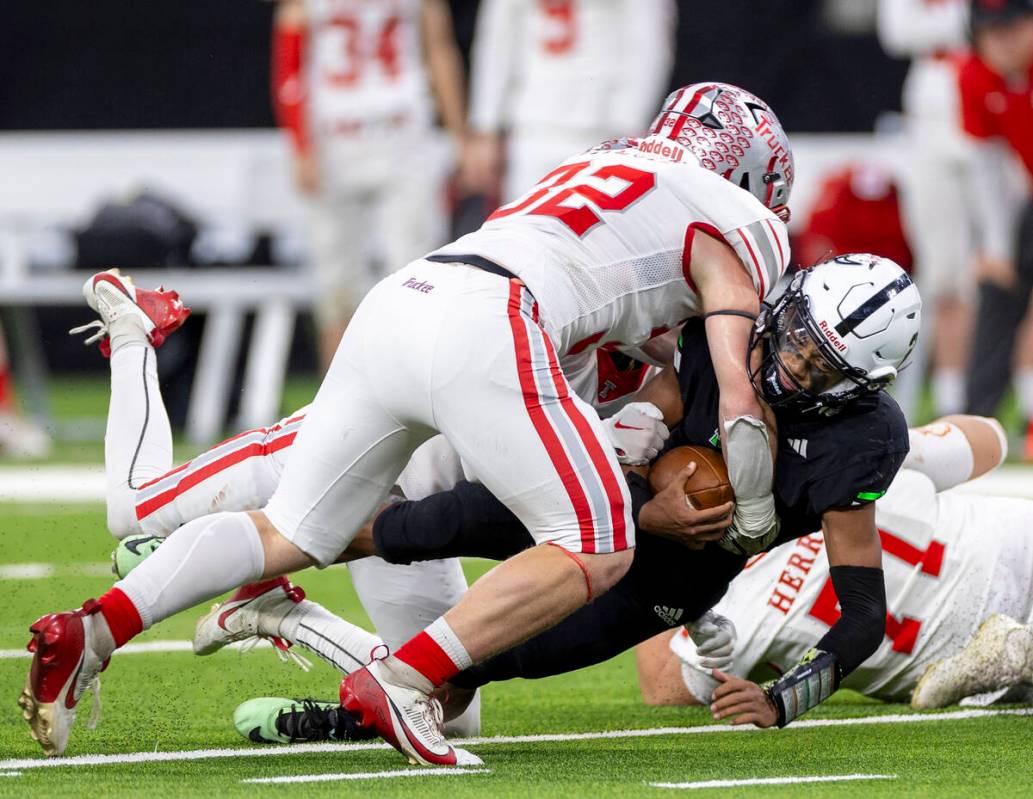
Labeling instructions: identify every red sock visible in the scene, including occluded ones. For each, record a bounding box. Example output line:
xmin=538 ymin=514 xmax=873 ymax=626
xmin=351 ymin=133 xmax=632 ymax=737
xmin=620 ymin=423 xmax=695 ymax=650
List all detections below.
xmin=393 ymin=632 xmax=462 ymax=687
xmin=96 ymin=588 xmax=143 ymax=648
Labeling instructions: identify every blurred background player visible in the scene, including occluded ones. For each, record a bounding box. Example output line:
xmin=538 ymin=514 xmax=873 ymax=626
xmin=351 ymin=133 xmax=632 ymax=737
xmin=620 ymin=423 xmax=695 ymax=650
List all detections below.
xmin=0 ymin=326 xmax=51 ymax=458
xmin=878 ymin=0 xmax=973 ymax=419
xmin=273 ymin=0 xmax=469 ymax=367
xmin=959 ymin=0 xmax=1033 ymax=456
xmin=640 ymin=414 xmax=1033 ymax=710
xmin=462 ymin=0 xmax=677 ymax=204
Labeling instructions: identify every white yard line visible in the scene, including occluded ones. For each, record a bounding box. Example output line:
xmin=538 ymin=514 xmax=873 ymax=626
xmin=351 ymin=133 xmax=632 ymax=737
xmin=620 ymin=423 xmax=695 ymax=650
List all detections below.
xmin=1 ymin=707 xmax=1030 ymax=771
xmin=0 ymin=562 xmax=111 ymax=581
xmin=243 ymin=768 xmax=492 ymax=785
xmin=0 ymin=773 xmax=22 ymax=777
xmin=649 ymin=774 xmax=896 ymax=790
xmin=0 ymin=639 xmax=271 ymax=659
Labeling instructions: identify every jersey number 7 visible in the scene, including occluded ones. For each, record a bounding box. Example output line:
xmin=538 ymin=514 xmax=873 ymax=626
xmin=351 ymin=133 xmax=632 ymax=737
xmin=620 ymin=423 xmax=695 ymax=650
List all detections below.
xmin=808 ymin=528 xmax=946 ymax=655
xmin=488 ymin=161 xmax=656 ymax=237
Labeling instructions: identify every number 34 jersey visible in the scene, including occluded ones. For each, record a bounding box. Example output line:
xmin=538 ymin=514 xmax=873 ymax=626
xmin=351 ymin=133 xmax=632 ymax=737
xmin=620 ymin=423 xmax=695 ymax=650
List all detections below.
xmin=432 ymin=137 xmax=790 ymax=358
xmin=304 ymin=0 xmax=433 ymax=134
xmin=711 ymin=469 xmax=1033 ymax=701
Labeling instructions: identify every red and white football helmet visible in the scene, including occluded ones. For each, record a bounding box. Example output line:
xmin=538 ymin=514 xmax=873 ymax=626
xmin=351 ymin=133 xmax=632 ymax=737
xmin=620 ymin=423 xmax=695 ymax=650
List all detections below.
xmin=649 ymin=82 xmax=794 ymax=221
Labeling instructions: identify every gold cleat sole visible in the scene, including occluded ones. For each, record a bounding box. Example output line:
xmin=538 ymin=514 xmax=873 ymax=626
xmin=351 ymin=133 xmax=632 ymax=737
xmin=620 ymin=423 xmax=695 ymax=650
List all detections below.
xmin=18 ymin=675 xmax=66 ymax=758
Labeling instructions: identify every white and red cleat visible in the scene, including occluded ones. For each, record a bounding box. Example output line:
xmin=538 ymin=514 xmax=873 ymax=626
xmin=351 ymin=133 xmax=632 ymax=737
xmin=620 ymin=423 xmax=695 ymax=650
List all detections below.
xmin=18 ymin=601 xmax=110 ymax=757
xmin=340 ymin=660 xmax=483 ymax=767
xmin=70 ymin=268 xmax=190 ymax=357
xmin=193 ymin=577 xmax=307 ymax=661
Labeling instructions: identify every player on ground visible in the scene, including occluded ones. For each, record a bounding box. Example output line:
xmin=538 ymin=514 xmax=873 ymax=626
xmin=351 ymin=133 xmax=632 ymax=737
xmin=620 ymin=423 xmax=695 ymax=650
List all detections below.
xmin=22 ymin=82 xmax=793 ymax=763
xmin=274 ymin=0 xmax=468 ymax=366
xmin=223 ymin=254 xmax=922 ymax=741
xmin=638 ymin=415 xmax=1033 ymax=710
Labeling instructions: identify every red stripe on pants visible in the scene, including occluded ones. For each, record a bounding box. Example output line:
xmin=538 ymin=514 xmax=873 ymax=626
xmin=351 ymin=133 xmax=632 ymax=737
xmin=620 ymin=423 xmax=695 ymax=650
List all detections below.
xmin=539 ymin=325 xmax=628 ymax=551
xmin=135 ymin=432 xmax=297 ymax=521
xmin=505 ymin=282 xmax=597 ymax=552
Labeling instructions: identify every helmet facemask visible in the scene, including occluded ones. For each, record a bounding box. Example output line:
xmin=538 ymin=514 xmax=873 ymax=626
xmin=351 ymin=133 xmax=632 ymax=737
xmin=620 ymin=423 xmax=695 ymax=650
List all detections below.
xmin=749 ymin=277 xmax=893 ymax=414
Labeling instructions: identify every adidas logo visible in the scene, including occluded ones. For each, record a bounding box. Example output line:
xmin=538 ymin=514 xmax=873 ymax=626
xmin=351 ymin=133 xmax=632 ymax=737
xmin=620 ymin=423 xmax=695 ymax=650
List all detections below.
xmin=788 ymin=437 xmax=808 ymax=458
xmin=654 ymin=605 xmax=684 ymax=626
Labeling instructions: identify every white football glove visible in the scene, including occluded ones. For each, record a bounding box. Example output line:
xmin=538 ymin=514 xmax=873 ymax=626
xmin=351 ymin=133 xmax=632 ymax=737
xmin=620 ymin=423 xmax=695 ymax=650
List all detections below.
xmin=685 ymin=609 xmax=737 ymax=670
xmin=668 ymin=611 xmax=738 ymax=704
xmin=602 ymin=402 xmax=670 ymax=465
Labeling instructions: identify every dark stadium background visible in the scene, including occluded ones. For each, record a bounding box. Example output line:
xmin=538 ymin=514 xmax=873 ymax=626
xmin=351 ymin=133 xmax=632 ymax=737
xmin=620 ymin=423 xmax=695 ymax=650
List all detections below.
xmin=1 ymin=0 xmax=906 ymax=132
xmin=0 ymin=0 xmax=909 ymax=412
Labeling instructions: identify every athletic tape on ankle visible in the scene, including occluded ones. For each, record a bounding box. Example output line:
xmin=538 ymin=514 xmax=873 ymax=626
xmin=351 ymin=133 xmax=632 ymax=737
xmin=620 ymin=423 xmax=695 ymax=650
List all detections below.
xmin=547 ymin=542 xmax=593 ymax=603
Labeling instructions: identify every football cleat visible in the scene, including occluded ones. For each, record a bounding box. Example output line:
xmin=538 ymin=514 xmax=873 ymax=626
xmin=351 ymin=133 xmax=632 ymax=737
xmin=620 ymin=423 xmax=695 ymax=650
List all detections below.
xmin=233 ymin=697 xmax=376 ymax=744
xmin=193 ymin=577 xmax=307 ymax=662
xmin=70 ymin=268 xmax=190 ymax=356
xmin=911 ymin=614 xmax=1033 ymax=709
xmin=18 ymin=601 xmax=110 ymax=757
xmin=111 ymin=534 xmax=164 ymax=579
xmin=339 ymin=660 xmax=482 ymax=767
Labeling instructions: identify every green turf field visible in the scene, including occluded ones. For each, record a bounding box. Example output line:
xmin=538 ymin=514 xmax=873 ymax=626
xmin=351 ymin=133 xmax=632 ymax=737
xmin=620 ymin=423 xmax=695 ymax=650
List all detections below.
xmin=1 ymin=503 xmax=1031 ymax=797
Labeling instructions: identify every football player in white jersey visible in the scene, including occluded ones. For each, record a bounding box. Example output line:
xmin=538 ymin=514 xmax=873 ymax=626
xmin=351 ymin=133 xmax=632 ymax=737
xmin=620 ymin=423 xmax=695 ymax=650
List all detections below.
xmin=62 ymin=269 xmax=671 ymax=740
xmin=464 ymin=0 xmax=677 ymax=202
xmin=273 ymin=0 xmax=468 ymax=366
xmin=640 ymin=414 xmax=1033 ymax=710
xmin=24 ymin=82 xmax=793 ymax=765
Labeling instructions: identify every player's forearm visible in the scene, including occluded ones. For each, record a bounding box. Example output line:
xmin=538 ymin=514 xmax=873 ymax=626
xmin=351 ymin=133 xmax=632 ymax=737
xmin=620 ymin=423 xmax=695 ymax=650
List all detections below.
xmin=271 ymin=0 xmax=309 ymax=154
xmin=422 ymin=0 xmax=468 ymax=144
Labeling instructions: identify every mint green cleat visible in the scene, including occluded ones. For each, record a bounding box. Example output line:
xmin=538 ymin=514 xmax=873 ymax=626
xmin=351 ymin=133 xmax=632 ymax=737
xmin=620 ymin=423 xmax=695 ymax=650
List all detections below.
xmin=233 ymin=697 xmax=376 ymax=744
xmin=111 ymin=534 xmax=164 ymax=579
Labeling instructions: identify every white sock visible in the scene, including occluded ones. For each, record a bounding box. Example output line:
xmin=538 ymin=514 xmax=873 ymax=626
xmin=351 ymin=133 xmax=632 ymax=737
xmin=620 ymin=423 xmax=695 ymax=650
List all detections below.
xmin=1014 ymin=369 xmax=1033 ymax=417
xmin=279 ymin=599 xmax=384 ymax=675
xmin=115 ymin=511 xmax=265 ymax=628
xmin=105 ymin=341 xmax=173 ymax=539
xmin=932 ymin=370 xmax=965 ymax=417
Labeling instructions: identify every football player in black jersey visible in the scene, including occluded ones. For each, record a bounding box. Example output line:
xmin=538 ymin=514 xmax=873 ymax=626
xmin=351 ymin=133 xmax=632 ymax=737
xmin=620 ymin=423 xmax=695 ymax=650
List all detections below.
xmin=234 ymin=253 xmax=922 ymax=739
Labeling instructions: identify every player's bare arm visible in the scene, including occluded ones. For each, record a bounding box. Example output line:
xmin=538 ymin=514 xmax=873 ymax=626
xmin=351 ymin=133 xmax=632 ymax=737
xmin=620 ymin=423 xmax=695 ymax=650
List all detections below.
xmin=272 ymin=0 xmax=317 ymax=194
xmin=420 ymin=0 xmax=468 ymax=155
xmin=690 ymin=229 xmax=778 ymax=553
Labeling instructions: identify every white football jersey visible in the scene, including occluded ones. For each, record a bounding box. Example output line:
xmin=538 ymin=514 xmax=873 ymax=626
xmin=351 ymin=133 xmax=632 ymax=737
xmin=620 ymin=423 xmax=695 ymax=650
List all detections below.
xmin=469 ymin=0 xmax=676 ymax=136
xmin=702 ymin=469 xmax=1033 ymax=701
xmin=304 ymin=0 xmax=433 ymax=136
xmin=433 ymin=137 xmax=790 ymax=358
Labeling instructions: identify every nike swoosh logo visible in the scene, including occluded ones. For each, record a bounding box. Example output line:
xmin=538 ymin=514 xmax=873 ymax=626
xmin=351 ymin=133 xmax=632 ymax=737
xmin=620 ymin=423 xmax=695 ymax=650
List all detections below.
xmin=613 ymin=421 xmax=645 ymax=430
xmin=64 ymin=652 xmax=86 ymax=709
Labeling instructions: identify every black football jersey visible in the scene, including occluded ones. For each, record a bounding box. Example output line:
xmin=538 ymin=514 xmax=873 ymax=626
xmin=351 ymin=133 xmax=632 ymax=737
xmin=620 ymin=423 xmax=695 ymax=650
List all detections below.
xmin=669 ymin=319 xmax=909 ymax=548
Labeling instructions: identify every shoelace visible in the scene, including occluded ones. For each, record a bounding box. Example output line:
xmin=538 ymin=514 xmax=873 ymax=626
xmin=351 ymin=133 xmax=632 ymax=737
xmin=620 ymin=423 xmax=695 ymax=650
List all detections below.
xmin=237 ymin=635 xmax=313 ymax=672
xmin=278 ymin=699 xmax=334 ymax=743
xmin=69 ymin=321 xmax=108 ymax=346
xmin=409 ymin=694 xmax=447 ymax=746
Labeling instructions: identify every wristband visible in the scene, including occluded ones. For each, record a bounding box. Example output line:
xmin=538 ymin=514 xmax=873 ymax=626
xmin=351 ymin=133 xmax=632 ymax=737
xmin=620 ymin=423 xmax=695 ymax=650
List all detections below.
xmin=764 ymin=648 xmax=840 ymax=728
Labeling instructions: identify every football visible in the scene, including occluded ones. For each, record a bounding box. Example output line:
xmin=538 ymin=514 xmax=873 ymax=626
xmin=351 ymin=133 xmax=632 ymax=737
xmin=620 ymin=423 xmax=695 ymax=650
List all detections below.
xmin=647 ymin=445 xmax=734 ymax=509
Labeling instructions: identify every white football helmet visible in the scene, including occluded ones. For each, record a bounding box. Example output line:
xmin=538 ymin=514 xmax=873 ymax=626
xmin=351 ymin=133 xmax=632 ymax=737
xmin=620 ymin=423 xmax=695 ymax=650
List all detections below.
xmin=751 ymin=254 xmax=922 ymax=413
xmin=649 ymin=82 xmax=794 ymax=221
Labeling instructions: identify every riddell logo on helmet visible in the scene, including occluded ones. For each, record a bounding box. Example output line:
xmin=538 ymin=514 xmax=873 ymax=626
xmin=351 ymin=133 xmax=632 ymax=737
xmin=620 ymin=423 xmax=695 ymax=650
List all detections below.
xmin=638 ymin=139 xmax=685 ymax=162
xmin=819 ymin=320 xmax=847 ymax=352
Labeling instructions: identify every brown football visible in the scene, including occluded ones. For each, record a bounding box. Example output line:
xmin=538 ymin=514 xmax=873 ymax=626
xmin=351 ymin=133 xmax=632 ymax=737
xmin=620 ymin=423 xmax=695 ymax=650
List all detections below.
xmin=647 ymin=445 xmax=734 ymax=510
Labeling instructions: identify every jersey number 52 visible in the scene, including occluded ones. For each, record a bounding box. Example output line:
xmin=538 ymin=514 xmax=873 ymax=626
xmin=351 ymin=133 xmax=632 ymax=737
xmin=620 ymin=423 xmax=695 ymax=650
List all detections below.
xmin=488 ymin=161 xmax=656 ymax=237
